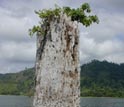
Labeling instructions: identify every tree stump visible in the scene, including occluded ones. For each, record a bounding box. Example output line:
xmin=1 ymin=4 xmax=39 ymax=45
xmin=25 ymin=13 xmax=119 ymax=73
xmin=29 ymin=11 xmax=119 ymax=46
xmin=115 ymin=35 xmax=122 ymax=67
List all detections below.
xmin=33 ymin=14 xmax=80 ymax=107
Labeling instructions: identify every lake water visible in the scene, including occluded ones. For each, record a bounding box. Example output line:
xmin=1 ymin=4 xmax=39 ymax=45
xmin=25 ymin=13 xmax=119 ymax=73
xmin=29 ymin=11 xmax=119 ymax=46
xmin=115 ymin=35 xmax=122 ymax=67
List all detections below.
xmin=81 ymin=97 xmax=124 ymax=107
xmin=0 ymin=95 xmax=32 ymax=107
xmin=0 ymin=96 xmax=124 ymax=107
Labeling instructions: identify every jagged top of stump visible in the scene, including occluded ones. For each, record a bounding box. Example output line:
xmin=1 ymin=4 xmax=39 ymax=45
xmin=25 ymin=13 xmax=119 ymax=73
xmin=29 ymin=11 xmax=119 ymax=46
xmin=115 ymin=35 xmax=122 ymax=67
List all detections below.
xmin=29 ymin=3 xmax=99 ymax=36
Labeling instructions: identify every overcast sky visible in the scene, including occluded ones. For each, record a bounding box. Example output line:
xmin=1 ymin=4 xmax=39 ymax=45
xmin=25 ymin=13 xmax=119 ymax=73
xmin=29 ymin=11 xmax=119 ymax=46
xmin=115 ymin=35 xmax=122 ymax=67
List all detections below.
xmin=0 ymin=0 xmax=124 ymax=73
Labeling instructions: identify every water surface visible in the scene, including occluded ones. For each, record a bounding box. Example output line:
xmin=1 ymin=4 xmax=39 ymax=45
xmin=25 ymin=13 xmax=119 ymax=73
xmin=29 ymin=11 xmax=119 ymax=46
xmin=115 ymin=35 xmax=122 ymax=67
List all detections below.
xmin=0 ymin=95 xmax=32 ymax=107
xmin=81 ymin=97 xmax=124 ymax=107
xmin=0 ymin=96 xmax=124 ymax=107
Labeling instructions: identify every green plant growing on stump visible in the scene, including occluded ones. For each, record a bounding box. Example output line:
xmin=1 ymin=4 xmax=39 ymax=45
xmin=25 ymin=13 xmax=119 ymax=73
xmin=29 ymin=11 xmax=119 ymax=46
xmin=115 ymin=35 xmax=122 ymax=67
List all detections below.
xmin=29 ymin=3 xmax=99 ymax=36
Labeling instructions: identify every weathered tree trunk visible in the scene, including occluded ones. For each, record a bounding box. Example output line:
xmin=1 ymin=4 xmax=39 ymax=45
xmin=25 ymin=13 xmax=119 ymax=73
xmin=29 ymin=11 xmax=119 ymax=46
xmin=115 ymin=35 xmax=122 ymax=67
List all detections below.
xmin=33 ymin=14 xmax=80 ymax=107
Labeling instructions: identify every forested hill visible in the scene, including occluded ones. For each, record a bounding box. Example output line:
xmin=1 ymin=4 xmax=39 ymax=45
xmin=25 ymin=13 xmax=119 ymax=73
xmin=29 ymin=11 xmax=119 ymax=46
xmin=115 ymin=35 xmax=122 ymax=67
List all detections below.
xmin=0 ymin=60 xmax=124 ymax=97
xmin=0 ymin=68 xmax=35 ymax=96
xmin=81 ymin=60 xmax=124 ymax=97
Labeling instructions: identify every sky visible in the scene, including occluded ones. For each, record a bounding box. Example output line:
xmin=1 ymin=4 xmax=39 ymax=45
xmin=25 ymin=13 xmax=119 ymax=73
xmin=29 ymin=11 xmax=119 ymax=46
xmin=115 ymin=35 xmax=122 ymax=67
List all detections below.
xmin=0 ymin=0 xmax=124 ymax=73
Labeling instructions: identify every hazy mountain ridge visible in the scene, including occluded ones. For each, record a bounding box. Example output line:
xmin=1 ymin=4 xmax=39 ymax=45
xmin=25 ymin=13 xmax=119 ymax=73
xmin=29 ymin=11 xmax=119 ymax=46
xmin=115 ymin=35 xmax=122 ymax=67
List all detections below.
xmin=0 ymin=60 xmax=124 ymax=97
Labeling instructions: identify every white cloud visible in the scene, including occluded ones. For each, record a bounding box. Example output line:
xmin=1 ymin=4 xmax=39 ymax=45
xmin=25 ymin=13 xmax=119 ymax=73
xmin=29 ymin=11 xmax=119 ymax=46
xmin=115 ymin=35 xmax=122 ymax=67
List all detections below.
xmin=0 ymin=6 xmax=36 ymax=41
xmin=81 ymin=11 xmax=124 ymax=42
xmin=79 ymin=32 xmax=124 ymax=64
xmin=0 ymin=41 xmax=36 ymax=62
xmin=0 ymin=41 xmax=36 ymax=73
